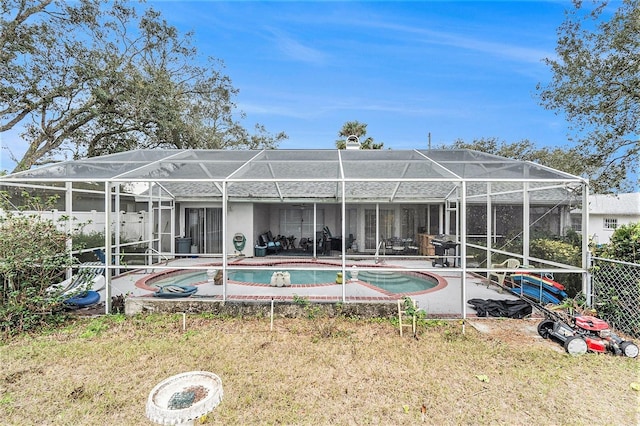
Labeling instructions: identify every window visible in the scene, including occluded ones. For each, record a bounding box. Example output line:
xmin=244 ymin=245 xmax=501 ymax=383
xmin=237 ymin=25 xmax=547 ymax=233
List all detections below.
xmin=401 ymin=208 xmax=416 ymax=239
xmin=571 ymin=216 xmax=582 ymax=232
xmin=426 ymin=205 xmax=440 ymax=235
xmin=603 ymin=217 xmax=618 ymax=230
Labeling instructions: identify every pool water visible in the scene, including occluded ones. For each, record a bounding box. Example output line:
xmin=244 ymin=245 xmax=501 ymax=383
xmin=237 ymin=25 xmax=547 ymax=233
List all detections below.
xmin=152 ymin=272 xmax=209 ymax=286
xmin=356 ymin=271 xmax=437 ymax=293
xmin=229 ymin=269 xmax=338 ymax=285
xmin=149 ymin=269 xmax=437 ymax=294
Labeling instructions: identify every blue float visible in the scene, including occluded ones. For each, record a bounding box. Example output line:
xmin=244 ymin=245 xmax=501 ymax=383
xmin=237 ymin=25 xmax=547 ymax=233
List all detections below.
xmin=510 ymin=273 xmax=568 ymax=304
xmin=64 ymin=290 xmax=101 ymax=307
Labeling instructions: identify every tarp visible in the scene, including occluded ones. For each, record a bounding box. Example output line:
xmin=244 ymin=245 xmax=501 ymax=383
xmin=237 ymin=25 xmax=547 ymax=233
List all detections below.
xmin=467 ymin=298 xmax=532 ymax=319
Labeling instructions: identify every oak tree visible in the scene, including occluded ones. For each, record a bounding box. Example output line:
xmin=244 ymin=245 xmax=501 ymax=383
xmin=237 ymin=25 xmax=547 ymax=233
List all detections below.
xmin=1 ymin=0 xmax=286 ymax=173
xmin=537 ymin=0 xmax=639 ymax=193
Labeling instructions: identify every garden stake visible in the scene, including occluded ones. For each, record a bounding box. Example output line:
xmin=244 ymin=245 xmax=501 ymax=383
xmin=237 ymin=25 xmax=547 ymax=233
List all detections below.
xmin=270 ymin=298 xmax=274 ymax=331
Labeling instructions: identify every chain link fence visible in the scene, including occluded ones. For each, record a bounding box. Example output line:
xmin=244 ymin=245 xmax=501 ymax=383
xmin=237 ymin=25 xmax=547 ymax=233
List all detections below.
xmin=590 ymin=257 xmax=640 ymax=338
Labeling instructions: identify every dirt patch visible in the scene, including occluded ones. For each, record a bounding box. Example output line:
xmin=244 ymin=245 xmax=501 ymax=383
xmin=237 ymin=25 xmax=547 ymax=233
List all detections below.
xmin=467 ymin=318 xmax=561 ymax=350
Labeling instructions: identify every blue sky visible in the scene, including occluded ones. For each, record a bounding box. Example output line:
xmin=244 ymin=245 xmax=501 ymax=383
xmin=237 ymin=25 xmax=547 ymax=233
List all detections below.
xmin=149 ymin=0 xmax=570 ymax=151
xmin=0 ymin=1 xmax=578 ymax=170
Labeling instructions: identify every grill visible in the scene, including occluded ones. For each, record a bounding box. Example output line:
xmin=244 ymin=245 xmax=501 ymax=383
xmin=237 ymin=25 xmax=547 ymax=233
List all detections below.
xmin=431 ymin=237 xmax=459 ymax=267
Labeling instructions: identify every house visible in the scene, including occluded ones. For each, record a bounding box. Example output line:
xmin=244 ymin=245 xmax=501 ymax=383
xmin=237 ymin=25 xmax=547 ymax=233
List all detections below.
xmin=578 ymin=193 xmax=640 ymax=244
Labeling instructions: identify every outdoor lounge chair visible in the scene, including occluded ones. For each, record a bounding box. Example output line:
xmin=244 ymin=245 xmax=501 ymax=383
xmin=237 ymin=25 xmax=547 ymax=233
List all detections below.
xmin=259 ymin=232 xmax=282 ymax=254
xmin=48 ymin=262 xmax=106 ymax=295
xmin=489 ymin=258 xmax=520 ymax=288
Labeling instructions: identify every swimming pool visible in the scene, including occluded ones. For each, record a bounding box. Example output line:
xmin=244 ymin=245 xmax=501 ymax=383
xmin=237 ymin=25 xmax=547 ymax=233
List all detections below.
xmin=143 ymin=266 xmax=440 ymax=294
xmin=355 ymin=271 xmax=437 ymax=293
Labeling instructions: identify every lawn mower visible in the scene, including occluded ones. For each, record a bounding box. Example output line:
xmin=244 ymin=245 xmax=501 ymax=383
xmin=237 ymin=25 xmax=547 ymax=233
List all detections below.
xmin=537 ymin=315 xmax=639 ymax=357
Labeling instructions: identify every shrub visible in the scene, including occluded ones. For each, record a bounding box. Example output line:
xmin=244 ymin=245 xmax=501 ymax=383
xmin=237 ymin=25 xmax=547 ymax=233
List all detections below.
xmin=0 ymin=192 xmax=74 ymax=336
xmin=529 ymin=237 xmax=582 ymax=296
xmin=597 ymin=222 xmax=640 ymax=264
xmin=71 ymin=231 xmax=106 ymax=263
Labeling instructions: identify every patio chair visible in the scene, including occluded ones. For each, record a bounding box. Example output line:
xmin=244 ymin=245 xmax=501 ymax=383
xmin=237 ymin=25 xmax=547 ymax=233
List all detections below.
xmin=346 ymin=234 xmax=354 ymax=250
xmin=48 ymin=262 xmax=106 ymax=295
xmin=489 ymin=258 xmax=520 ymax=289
xmin=323 ymin=226 xmax=332 ymax=239
xmin=299 ymin=237 xmax=311 ymax=251
xmin=316 ymin=231 xmax=329 ymax=255
xmin=259 ymin=232 xmax=281 ymax=254
xmin=390 ymin=237 xmax=406 ymax=254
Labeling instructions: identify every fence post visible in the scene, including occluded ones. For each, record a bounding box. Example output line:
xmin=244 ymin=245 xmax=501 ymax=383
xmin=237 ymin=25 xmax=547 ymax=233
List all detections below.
xmin=585 ymin=250 xmax=593 ymax=307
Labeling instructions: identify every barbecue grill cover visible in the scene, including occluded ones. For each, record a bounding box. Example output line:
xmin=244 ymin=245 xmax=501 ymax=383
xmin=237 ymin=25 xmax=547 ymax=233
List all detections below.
xmin=467 ymin=298 xmax=532 ymax=319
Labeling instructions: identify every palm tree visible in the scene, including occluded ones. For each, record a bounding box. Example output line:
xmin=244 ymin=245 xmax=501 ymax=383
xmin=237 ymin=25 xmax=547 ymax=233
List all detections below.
xmin=335 ymin=121 xmax=384 ymax=149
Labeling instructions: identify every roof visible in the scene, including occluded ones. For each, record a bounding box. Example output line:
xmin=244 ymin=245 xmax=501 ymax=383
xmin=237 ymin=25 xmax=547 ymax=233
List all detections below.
xmin=0 ymin=149 xmax=585 ymax=202
xmin=588 ymin=193 xmax=640 ymax=216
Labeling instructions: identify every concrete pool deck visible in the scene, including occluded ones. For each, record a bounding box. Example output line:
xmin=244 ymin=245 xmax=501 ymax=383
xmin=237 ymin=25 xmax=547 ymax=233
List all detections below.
xmin=103 ymin=255 xmax=521 ymax=317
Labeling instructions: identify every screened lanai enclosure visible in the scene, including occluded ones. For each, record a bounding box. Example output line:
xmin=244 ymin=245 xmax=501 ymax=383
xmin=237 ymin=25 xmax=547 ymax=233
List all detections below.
xmin=0 ymin=149 xmax=590 ymax=316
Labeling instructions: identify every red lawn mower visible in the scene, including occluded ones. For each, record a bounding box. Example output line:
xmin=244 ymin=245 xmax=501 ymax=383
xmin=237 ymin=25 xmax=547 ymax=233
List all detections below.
xmin=537 ymin=315 xmax=639 ymax=357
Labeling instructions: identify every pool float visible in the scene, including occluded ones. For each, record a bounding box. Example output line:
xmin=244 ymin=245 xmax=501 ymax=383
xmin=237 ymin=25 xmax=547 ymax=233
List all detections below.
xmin=511 ymin=272 xmax=566 ymax=291
xmin=509 ymin=273 xmax=568 ymax=305
xmin=509 ymin=285 xmax=563 ymax=305
xmin=154 ymin=284 xmax=198 ymax=298
xmin=64 ymin=290 xmax=101 ymax=308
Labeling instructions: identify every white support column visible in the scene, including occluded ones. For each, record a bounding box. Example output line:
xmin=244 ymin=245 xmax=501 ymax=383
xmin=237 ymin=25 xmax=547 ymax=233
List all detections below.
xmin=444 ymin=200 xmax=450 ymax=236
xmin=222 ymin=181 xmax=228 ymax=301
xmin=522 ymin=182 xmax=530 ymax=265
xmin=157 ymin=185 xmax=162 ymax=252
xmin=376 ymin=204 xmax=380 ymax=250
xmin=147 ymin=182 xmax=153 ymax=254
xmin=341 ymin=180 xmax=346 ymax=303
xmin=114 ymin=184 xmax=121 ymax=275
xmin=65 ymin=182 xmax=73 ymax=280
xmin=582 ymin=184 xmax=591 ymax=304
xmin=104 ymin=182 xmax=112 ymax=314
xmin=146 ymin=181 xmax=154 ymax=266
xmin=313 ymin=203 xmax=317 ymax=258
xmin=486 ymin=182 xmax=492 ymax=272
xmin=460 ymin=181 xmax=467 ymax=320
xmin=170 ymin=197 xmax=176 ymax=255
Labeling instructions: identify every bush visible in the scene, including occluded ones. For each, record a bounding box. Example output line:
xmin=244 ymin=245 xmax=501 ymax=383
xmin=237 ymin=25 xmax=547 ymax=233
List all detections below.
xmin=71 ymin=231 xmax=106 ymax=263
xmin=597 ymin=222 xmax=640 ymax=264
xmin=592 ymin=222 xmax=640 ymax=337
xmin=72 ymin=230 xmax=140 ymax=263
xmin=0 ymin=192 xmax=74 ymax=336
xmin=529 ymin=238 xmax=582 ymax=296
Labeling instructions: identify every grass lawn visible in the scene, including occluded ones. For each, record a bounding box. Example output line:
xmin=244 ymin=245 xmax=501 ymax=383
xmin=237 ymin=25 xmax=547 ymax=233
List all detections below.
xmin=0 ymin=314 xmax=638 ymax=425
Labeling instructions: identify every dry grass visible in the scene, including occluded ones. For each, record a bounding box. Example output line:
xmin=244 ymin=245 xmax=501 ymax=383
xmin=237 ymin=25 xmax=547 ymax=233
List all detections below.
xmin=0 ymin=314 xmax=638 ymax=425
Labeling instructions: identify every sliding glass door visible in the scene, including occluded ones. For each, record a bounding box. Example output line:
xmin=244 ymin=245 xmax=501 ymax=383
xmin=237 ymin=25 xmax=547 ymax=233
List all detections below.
xmin=364 ymin=208 xmax=395 ymax=250
xmin=185 ymin=207 xmax=222 ymax=254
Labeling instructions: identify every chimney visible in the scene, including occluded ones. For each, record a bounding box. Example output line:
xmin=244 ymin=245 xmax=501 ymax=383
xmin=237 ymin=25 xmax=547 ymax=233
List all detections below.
xmin=345 ymin=135 xmax=360 ymax=150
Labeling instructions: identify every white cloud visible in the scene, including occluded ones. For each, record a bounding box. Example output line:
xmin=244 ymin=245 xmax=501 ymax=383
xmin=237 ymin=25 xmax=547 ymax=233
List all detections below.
xmin=264 ymin=27 xmax=328 ymax=65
